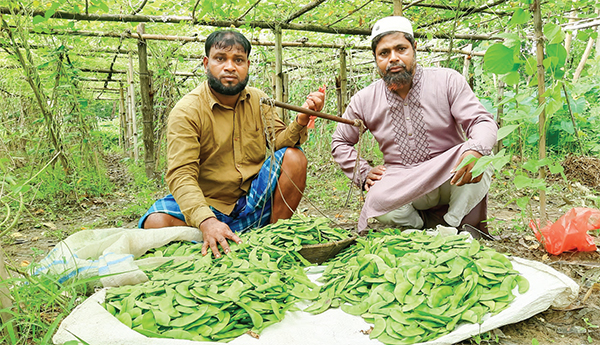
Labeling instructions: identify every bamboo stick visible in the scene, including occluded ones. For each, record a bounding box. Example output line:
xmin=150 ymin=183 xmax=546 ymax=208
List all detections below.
xmin=261 ymin=98 xmax=361 ymax=127
xmin=533 ymin=0 xmax=547 ymax=222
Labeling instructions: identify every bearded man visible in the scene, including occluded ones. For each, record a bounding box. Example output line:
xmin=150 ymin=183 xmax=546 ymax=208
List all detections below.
xmin=331 ymin=16 xmax=498 ymax=236
xmin=139 ymin=30 xmax=324 ymax=257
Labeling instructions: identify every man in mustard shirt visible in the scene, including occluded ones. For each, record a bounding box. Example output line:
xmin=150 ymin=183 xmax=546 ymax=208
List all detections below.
xmin=139 ymin=30 xmax=324 ymax=258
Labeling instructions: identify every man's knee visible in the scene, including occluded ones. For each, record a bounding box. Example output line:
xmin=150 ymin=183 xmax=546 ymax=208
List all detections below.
xmin=282 ymin=147 xmax=307 ymax=169
xmin=375 ymin=204 xmax=424 ymax=229
xmin=143 ymin=213 xmax=186 ymax=229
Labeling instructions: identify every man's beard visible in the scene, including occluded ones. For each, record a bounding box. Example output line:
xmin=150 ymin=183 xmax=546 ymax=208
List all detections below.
xmin=206 ymin=70 xmax=249 ymax=96
xmin=382 ymin=61 xmax=415 ymax=91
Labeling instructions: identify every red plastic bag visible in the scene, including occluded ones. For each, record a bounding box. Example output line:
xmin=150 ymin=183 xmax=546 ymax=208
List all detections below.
xmin=529 ymin=207 xmax=600 ymax=255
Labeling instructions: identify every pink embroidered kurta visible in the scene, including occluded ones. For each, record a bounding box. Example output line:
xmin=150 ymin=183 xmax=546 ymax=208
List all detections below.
xmin=331 ymin=66 xmax=498 ymax=230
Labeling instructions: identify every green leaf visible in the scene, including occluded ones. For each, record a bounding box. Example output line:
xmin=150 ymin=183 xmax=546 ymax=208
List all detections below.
xmin=524 ymin=57 xmax=537 ymax=76
xmin=543 ymin=23 xmax=565 ymax=44
xmin=515 ymin=196 xmax=529 ymax=210
xmin=502 ymin=71 xmax=520 ymax=86
xmin=508 ymin=8 xmax=530 ymax=26
xmin=570 ymin=97 xmax=586 ymax=114
xmin=513 ymin=175 xmax=546 ymax=190
xmin=513 ymin=175 xmax=533 ymax=188
xmin=546 ymin=44 xmax=567 ymax=69
xmin=454 ymin=154 xmax=478 ymax=172
xmin=497 ymin=125 xmax=520 ymax=141
xmin=546 ymin=98 xmax=562 ymax=116
xmin=44 ymin=9 xmax=56 ymax=19
xmin=548 ymin=163 xmax=564 ymax=175
xmin=33 ymin=15 xmax=46 ymax=25
xmin=560 ymin=120 xmax=574 ymax=134
xmin=502 ymin=109 xmax=533 ymax=122
xmin=471 ymin=154 xmax=497 ymax=177
xmin=484 ymin=44 xmax=517 ymax=74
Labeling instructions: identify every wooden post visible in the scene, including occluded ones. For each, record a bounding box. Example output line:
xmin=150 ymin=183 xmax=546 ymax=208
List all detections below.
xmin=127 ymin=53 xmax=139 ymax=161
xmin=118 ymin=83 xmax=126 ymax=150
xmin=573 ymin=38 xmax=596 ymax=82
xmin=137 ymin=23 xmax=155 ymax=179
xmin=282 ymin=72 xmax=289 ymax=121
xmin=339 ymin=47 xmax=348 ymax=115
xmin=493 ymin=79 xmax=504 ymax=154
xmin=564 ymin=10 xmax=576 ymax=59
xmin=393 ymin=0 xmax=403 ymax=16
xmin=532 ymin=0 xmax=547 ymax=221
xmin=274 ymin=25 xmax=285 ymax=122
xmin=462 ymin=44 xmax=472 ymax=81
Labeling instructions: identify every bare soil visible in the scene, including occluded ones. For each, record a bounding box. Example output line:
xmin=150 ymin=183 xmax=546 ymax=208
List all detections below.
xmin=3 ymin=154 xmax=600 ymax=345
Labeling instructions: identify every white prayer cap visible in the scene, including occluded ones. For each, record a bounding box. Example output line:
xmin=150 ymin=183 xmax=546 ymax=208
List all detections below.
xmin=370 ymin=16 xmax=414 ymax=41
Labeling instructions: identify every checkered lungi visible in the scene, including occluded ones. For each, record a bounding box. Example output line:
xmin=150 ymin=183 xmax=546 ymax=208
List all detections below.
xmin=138 ymin=147 xmax=288 ymax=233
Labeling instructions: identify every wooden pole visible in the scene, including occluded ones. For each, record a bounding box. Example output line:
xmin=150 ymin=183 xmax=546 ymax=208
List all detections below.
xmin=339 ymin=47 xmax=348 ymax=115
xmin=127 ymin=53 xmax=139 ymax=161
xmin=573 ymin=37 xmax=596 ymax=83
xmin=493 ymin=79 xmax=504 ymax=154
xmin=118 ymin=83 xmax=126 ymax=149
xmin=274 ymin=25 xmax=285 ymax=121
xmin=393 ymin=0 xmax=403 ymax=16
xmin=282 ymin=72 xmax=289 ymax=122
xmin=532 ymin=0 xmax=547 ymax=221
xmin=462 ymin=44 xmax=472 ymax=80
xmin=137 ymin=23 xmax=155 ymax=179
xmin=564 ymin=9 xmax=576 ymax=60
xmin=261 ymin=98 xmax=360 ymax=127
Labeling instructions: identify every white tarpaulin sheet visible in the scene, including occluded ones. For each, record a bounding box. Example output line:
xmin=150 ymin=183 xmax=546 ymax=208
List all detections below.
xmin=35 ymin=227 xmax=203 ymax=287
xmin=53 ymin=256 xmax=579 ymax=345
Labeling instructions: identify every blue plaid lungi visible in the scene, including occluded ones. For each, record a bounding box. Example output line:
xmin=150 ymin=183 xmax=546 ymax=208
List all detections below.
xmin=138 ymin=147 xmax=288 ymax=233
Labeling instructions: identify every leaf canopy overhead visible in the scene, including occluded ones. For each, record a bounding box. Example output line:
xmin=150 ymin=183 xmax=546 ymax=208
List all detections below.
xmin=0 ymin=0 xmax=598 ymax=96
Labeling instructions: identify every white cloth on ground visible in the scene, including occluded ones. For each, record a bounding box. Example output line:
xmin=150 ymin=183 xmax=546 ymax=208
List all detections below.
xmin=34 ymin=227 xmax=202 ymax=287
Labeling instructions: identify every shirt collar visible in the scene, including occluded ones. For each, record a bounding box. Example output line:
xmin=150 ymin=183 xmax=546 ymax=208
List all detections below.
xmin=202 ymin=80 xmax=251 ymax=110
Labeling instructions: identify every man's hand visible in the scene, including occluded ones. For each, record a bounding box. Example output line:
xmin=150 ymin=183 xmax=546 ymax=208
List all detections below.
xmin=199 ymin=217 xmax=242 ymax=258
xmin=364 ymin=165 xmax=386 ymax=191
xmin=451 ymin=150 xmax=483 ymax=186
xmin=297 ymin=90 xmax=325 ymax=126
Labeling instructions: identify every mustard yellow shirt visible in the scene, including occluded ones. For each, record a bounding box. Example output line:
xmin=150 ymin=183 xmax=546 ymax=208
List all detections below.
xmin=165 ymin=81 xmax=308 ymax=228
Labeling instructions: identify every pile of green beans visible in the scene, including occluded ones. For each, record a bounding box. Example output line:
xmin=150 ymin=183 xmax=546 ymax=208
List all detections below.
xmin=307 ymin=231 xmax=529 ymax=345
xmin=105 ymin=216 xmax=352 ymax=341
xmin=106 ymin=220 xmax=527 ymax=345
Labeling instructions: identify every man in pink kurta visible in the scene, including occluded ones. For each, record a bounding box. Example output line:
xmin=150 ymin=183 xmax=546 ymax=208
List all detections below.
xmin=331 ymin=16 xmax=498 ymax=232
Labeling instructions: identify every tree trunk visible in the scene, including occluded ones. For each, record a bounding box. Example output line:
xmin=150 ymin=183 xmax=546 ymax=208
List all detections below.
xmin=532 ymin=0 xmax=547 ymax=222
xmin=137 ymin=23 xmax=155 ymax=179
xmin=393 ymin=0 xmax=403 ymax=15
